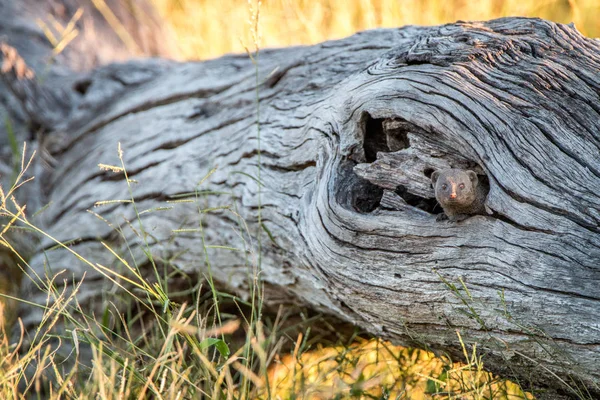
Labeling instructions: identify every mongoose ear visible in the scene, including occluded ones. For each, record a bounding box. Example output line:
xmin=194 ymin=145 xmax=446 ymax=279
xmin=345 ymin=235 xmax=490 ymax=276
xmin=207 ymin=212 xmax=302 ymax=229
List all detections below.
xmin=466 ymin=170 xmax=478 ymax=185
xmin=431 ymin=170 xmax=440 ymax=185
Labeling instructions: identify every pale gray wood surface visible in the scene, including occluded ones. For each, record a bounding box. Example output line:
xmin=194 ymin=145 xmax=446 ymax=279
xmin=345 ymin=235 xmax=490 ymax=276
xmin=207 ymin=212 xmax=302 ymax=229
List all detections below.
xmin=2 ymin=16 xmax=599 ymax=396
xmin=0 ymin=0 xmax=175 ymax=205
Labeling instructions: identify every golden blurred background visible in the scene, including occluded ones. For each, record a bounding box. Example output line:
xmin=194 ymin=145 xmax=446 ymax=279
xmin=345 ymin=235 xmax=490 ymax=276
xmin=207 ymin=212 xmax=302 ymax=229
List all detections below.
xmin=151 ymin=0 xmax=599 ymax=60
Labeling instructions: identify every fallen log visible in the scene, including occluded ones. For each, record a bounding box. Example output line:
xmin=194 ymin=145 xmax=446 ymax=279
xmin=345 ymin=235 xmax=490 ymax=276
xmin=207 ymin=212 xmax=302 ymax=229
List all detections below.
xmin=3 ymin=16 xmax=600 ymax=397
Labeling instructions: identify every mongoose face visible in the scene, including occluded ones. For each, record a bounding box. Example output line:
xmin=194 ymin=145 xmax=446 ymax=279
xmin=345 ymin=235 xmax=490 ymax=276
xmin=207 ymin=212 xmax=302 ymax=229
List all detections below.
xmin=431 ymin=169 xmax=478 ymax=208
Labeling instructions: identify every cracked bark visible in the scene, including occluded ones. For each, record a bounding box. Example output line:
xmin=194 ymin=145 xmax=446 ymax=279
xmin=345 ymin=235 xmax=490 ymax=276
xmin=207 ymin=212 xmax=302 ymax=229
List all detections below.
xmin=1 ymin=16 xmax=599 ymax=397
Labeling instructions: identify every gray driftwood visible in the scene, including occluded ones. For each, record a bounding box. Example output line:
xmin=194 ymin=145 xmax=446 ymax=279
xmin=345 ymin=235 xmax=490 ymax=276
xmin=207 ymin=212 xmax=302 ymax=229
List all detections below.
xmin=2 ymin=16 xmax=600 ymax=397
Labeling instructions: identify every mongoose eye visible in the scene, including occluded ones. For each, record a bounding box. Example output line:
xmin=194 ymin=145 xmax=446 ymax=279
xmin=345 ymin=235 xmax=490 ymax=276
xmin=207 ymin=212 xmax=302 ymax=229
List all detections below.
xmin=441 ymin=184 xmax=448 ymax=190
xmin=459 ymin=183 xmax=465 ymax=190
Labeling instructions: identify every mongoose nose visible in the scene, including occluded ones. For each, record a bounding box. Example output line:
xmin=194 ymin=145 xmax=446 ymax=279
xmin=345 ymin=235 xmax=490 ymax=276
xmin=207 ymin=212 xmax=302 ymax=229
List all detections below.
xmin=450 ymin=193 xmax=457 ymax=199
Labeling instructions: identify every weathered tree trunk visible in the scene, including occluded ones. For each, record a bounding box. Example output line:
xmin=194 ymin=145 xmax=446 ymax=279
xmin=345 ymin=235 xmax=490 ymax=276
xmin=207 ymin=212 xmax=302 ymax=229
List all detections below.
xmin=3 ymin=16 xmax=600 ymax=397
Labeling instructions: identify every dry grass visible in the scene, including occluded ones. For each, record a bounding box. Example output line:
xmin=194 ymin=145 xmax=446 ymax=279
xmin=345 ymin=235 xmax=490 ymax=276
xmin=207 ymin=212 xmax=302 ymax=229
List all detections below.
xmin=266 ymin=336 xmax=534 ymax=399
xmin=150 ymin=0 xmax=599 ymax=60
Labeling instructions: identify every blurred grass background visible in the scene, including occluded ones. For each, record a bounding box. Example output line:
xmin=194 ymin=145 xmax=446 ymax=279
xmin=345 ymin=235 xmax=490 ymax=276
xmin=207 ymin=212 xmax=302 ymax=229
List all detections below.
xmin=150 ymin=0 xmax=599 ymax=60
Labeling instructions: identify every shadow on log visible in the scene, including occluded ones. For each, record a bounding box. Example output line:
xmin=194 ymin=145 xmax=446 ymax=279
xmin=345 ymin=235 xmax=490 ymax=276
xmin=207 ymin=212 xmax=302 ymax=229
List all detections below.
xmin=2 ymin=16 xmax=600 ymax=398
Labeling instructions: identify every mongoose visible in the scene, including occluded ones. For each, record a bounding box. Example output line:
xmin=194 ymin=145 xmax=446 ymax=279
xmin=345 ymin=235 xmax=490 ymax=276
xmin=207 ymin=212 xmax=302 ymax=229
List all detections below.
xmin=431 ymin=169 xmax=489 ymax=221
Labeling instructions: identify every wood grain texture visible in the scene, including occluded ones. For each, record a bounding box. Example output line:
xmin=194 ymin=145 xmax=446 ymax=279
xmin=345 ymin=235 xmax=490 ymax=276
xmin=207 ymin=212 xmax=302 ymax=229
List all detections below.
xmin=0 ymin=0 xmax=176 ymax=202
xmin=5 ymin=17 xmax=600 ymax=395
